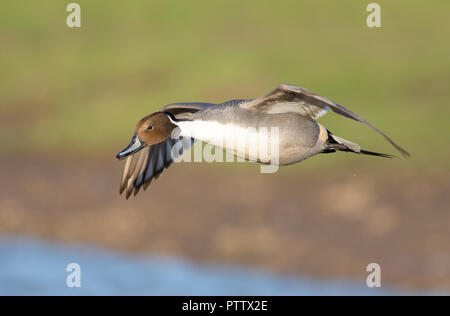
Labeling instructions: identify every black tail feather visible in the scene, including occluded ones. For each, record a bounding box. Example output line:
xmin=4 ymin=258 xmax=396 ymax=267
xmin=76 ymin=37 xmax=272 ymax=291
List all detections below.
xmin=359 ymin=150 xmax=396 ymax=159
xmin=324 ymin=133 xmax=396 ymax=159
xmin=327 ymin=146 xmax=396 ymax=159
xmin=323 ymin=130 xmax=398 ymax=158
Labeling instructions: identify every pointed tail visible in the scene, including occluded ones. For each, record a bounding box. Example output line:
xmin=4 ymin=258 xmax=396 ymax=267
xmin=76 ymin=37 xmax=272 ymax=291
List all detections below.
xmin=324 ymin=133 xmax=396 ymax=159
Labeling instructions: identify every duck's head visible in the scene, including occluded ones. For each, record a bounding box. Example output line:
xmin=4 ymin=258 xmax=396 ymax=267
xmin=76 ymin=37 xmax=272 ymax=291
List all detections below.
xmin=116 ymin=112 xmax=178 ymax=160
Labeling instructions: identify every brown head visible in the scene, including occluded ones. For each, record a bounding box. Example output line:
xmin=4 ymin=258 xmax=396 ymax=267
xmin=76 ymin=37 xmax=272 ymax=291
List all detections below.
xmin=116 ymin=112 xmax=178 ymax=160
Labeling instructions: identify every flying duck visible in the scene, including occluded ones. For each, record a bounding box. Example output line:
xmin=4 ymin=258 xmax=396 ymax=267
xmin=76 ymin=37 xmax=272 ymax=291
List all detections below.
xmin=116 ymin=84 xmax=409 ymax=198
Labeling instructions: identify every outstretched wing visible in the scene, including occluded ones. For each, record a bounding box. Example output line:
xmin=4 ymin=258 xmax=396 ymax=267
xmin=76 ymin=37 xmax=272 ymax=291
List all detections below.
xmin=161 ymin=102 xmax=216 ymax=120
xmin=119 ymin=139 xmax=174 ymax=199
xmin=241 ymin=84 xmax=410 ymax=158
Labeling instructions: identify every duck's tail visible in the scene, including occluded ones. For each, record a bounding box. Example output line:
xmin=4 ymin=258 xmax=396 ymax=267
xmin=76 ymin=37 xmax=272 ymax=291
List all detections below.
xmin=323 ymin=131 xmax=396 ymax=159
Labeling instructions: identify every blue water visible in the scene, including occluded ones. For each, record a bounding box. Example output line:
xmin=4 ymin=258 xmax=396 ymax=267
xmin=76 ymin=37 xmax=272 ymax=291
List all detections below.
xmin=0 ymin=236 xmax=406 ymax=296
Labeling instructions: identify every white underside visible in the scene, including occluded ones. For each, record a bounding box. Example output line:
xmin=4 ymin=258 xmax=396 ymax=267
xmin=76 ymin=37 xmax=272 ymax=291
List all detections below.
xmin=176 ymin=120 xmax=279 ymax=163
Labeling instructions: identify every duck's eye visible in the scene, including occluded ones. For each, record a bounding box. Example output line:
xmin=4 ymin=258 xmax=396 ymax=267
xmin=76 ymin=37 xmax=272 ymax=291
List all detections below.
xmin=147 ymin=125 xmax=153 ymax=131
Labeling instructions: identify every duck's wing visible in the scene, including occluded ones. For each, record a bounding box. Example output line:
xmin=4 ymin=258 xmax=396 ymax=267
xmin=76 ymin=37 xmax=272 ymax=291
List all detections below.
xmin=161 ymin=102 xmax=216 ymax=120
xmin=119 ymin=139 xmax=172 ymax=199
xmin=119 ymin=137 xmax=194 ymax=199
xmin=240 ymin=84 xmax=410 ymax=158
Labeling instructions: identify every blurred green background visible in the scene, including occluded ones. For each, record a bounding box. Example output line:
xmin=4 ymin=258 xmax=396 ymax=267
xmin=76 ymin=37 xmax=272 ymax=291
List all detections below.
xmin=1 ymin=0 xmax=449 ymax=171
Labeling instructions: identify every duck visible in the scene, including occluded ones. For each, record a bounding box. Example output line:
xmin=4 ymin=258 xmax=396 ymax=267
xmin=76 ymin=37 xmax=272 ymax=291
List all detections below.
xmin=116 ymin=84 xmax=409 ymax=198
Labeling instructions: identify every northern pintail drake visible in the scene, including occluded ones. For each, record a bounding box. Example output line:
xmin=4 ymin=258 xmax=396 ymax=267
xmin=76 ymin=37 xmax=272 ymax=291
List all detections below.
xmin=116 ymin=84 xmax=409 ymax=198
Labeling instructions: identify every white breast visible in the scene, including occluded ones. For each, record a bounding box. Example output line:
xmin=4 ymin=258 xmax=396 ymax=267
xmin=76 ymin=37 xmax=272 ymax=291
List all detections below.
xmin=176 ymin=120 xmax=278 ymax=163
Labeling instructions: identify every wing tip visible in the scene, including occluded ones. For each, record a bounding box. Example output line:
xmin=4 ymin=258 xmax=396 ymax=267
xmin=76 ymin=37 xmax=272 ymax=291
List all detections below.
xmin=125 ymin=187 xmax=133 ymax=200
xmin=133 ymin=186 xmax=141 ymax=197
xmin=401 ymin=151 xmax=411 ymax=159
xmin=394 ymin=144 xmax=411 ymax=159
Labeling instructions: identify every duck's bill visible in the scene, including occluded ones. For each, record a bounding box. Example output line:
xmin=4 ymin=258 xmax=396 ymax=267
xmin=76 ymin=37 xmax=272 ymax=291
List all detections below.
xmin=116 ymin=135 xmax=145 ymax=160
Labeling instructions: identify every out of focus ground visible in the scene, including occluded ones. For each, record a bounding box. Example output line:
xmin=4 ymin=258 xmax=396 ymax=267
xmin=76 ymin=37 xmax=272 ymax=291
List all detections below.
xmin=1 ymin=156 xmax=449 ymax=292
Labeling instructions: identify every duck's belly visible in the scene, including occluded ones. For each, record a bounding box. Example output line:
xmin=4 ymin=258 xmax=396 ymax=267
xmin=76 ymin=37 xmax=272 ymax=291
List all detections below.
xmin=177 ymin=120 xmax=268 ymax=162
xmin=177 ymin=116 xmax=324 ymax=165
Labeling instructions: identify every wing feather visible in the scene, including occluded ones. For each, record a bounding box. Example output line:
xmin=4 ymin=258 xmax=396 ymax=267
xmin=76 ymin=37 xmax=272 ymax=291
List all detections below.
xmin=119 ymin=139 xmax=180 ymax=198
xmin=241 ymin=84 xmax=410 ymax=158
